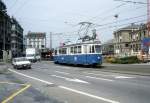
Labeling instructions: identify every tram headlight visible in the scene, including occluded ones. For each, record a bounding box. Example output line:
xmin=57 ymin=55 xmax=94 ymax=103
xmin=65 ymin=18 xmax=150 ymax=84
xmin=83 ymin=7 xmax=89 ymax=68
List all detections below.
xmin=98 ymin=56 xmax=100 ymax=59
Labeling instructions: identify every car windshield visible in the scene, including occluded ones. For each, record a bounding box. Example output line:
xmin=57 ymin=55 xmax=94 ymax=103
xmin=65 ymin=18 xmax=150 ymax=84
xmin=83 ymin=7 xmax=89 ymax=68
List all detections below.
xmin=15 ymin=58 xmax=28 ymax=62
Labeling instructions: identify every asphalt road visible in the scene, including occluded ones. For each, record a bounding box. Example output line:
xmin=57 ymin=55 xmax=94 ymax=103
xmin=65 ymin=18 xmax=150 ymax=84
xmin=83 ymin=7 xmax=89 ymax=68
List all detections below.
xmin=9 ymin=61 xmax=150 ymax=103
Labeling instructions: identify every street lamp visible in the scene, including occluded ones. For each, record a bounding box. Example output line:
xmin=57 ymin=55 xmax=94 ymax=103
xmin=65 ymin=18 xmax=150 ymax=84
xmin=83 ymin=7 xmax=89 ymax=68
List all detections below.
xmin=114 ymin=14 xmax=119 ymax=56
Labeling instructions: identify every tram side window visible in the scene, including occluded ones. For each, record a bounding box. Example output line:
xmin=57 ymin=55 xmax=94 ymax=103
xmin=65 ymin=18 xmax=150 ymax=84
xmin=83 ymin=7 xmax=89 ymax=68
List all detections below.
xmin=62 ymin=48 xmax=67 ymax=54
xmin=74 ymin=46 xmax=77 ymax=54
xmin=70 ymin=47 xmax=74 ymax=54
xmin=77 ymin=46 xmax=81 ymax=53
xmin=95 ymin=45 xmax=101 ymax=53
xmin=59 ymin=49 xmax=62 ymax=54
xmin=55 ymin=50 xmax=57 ymax=55
xmin=90 ymin=45 xmax=95 ymax=53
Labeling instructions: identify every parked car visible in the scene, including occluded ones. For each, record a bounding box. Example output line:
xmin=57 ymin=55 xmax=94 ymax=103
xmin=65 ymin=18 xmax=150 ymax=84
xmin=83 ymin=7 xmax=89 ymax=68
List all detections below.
xmin=12 ymin=57 xmax=31 ymax=69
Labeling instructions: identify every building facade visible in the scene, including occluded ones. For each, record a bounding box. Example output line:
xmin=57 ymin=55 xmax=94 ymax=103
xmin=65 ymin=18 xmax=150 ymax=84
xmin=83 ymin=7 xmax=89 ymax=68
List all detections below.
xmin=114 ymin=23 xmax=148 ymax=57
xmin=0 ymin=0 xmax=12 ymax=60
xmin=11 ymin=17 xmax=24 ymax=57
xmin=102 ymin=39 xmax=114 ymax=55
xmin=26 ymin=32 xmax=46 ymax=51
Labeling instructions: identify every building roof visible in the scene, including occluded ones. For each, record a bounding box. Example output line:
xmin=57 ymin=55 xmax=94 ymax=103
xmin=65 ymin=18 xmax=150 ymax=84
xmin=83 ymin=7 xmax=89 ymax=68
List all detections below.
xmin=0 ymin=0 xmax=6 ymax=11
xmin=115 ymin=23 xmax=143 ymax=33
xmin=27 ymin=32 xmax=46 ymax=38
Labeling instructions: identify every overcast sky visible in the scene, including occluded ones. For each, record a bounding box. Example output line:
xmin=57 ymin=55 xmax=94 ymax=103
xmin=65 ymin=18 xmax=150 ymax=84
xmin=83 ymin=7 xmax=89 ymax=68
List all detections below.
xmin=3 ymin=0 xmax=147 ymax=48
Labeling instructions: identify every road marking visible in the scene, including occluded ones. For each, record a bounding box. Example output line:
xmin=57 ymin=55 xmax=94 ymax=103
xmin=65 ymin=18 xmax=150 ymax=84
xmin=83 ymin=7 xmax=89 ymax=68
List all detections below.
xmin=85 ymin=72 xmax=134 ymax=79
xmin=55 ymin=71 xmax=70 ymax=75
xmin=0 ymin=82 xmax=26 ymax=86
xmin=85 ymin=76 xmax=114 ymax=82
xmin=115 ymin=76 xmax=135 ymax=79
xmin=51 ymin=75 xmax=89 ymax=84
xmin=59 ymin=86 xmax=119 ymax=103
xmin=2 ymin=84 xmax=31 ymax=103
xmin=9 ymin=69 xmax=53 ymax=85
xmin=9 ymin=69 xmax=119 ymax=103
xmin=85 ymin=72 xmax=112 ymax=76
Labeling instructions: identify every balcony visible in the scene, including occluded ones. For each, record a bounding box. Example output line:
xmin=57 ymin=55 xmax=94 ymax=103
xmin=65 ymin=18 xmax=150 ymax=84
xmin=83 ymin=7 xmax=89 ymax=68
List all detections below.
xmin=11 ymin=33 xmax=17 ymax=37
xmin=11 ymin=40 xmax=17 ymax=43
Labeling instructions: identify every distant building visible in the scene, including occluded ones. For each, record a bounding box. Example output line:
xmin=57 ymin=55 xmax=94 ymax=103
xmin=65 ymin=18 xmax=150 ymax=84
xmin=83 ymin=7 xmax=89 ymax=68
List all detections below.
xmin=114 ymin=23 xmax=148 ymax=57
xmin=11 ymin=17 xmax=24 ymax=57
xmin=0 ymin=0 xmax=12 ymax=60
xmin=26 ymin=32 xmax=46 ymax=51
xmin=102 ymin=39 xmax=114 ymax=55
xmin=23 ymin=36 xmax=27 ymax=55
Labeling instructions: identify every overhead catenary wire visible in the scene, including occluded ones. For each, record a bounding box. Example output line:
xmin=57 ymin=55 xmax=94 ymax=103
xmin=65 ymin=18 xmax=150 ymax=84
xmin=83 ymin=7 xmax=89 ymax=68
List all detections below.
xmin=12 ymin=0 xmax=29 ymax=15
xmin=114 ymin=0 xmax=147 ymax=4
xmin=8 ymin=0 xmax=18 ymax=10
xmin=86 ymin=3 xmax=127 ymax=22
xmin=60 ymin=2 xmax=146 ymax=35
xmin=93 ymin=5 xmax=147 ymax=24
xmin=64 ymin=14 xmax=146 ymax=33
xmin=96 ymin=19 xmax=146 ymax=31
xmin=93 ymin=14 xmax=147 ymax=28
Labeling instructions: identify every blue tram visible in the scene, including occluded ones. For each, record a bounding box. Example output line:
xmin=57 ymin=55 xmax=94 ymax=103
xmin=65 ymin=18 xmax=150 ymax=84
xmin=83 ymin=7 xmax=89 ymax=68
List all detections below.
xmin=53 ymin=41 xmax=102 ymax=66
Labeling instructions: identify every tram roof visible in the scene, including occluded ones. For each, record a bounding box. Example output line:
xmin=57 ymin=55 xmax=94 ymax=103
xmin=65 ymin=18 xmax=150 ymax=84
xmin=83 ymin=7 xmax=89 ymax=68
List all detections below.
xmin=57 ymin=40 xmax=101 ymax=49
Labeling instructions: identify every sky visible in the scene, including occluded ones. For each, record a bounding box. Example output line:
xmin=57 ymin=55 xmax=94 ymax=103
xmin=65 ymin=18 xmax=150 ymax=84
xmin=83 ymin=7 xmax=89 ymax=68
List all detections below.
xmin=3 ymin=0 xmax=147 ymax=48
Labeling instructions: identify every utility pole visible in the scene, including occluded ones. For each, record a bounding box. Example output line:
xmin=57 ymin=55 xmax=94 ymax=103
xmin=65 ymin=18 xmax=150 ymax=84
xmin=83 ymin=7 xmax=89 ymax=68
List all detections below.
xmin=50 ymin=32 xmax=52 ymax=50
xmin=147 ymin=0 xmax=150 ymax=37
xmin=114 ymin=14 xmax=119 ymax=56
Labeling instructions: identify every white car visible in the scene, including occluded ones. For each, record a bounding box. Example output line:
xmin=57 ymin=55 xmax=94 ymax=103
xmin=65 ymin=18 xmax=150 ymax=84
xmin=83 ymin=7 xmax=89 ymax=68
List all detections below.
xmin=12 ymin=57 xmax=31 ymax=69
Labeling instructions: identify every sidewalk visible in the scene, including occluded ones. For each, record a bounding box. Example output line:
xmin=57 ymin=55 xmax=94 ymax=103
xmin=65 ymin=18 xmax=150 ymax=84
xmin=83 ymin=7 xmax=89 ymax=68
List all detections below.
xmin=0 ymin=65 xmax=62 ymax=103
xmin=0 ymin=63 xmax=8 ymax=74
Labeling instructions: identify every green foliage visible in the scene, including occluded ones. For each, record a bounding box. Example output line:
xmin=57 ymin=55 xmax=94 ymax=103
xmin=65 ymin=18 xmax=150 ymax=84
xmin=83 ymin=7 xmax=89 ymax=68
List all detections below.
xmin=106 ymin=56 xmax=141 ymax=64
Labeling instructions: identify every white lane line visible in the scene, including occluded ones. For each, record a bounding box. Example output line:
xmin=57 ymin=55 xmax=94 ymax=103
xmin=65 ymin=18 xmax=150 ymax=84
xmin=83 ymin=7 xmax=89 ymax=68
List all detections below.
xmin=55 ymin=71 xmax=70 ymax=75
xmin=9 ymin=69 xmax=53 ymax=85
xmin=85 ymin=72 xmax=135 ymax=79
xmin=85 ymin=72 xmax=114 ymax=77
xmin=51 ymin=75 xmax=89 ymax=84
xmin=9 ymin=69 xmax=120 ymax=103
xmin=59 ymin=86 xmax=119 ymax=103
xmin=115 ymin=76 xmax=135 ymax=79
xmin=86 ymin=76 xmax=114 ymax=82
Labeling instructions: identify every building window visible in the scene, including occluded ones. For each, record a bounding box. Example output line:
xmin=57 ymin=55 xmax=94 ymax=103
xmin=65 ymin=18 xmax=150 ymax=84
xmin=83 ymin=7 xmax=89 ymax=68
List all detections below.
xmin=41 ymin=45 xmax=44 ymax=48
xmin=125 ymin=44 xmax=129 ymax=47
